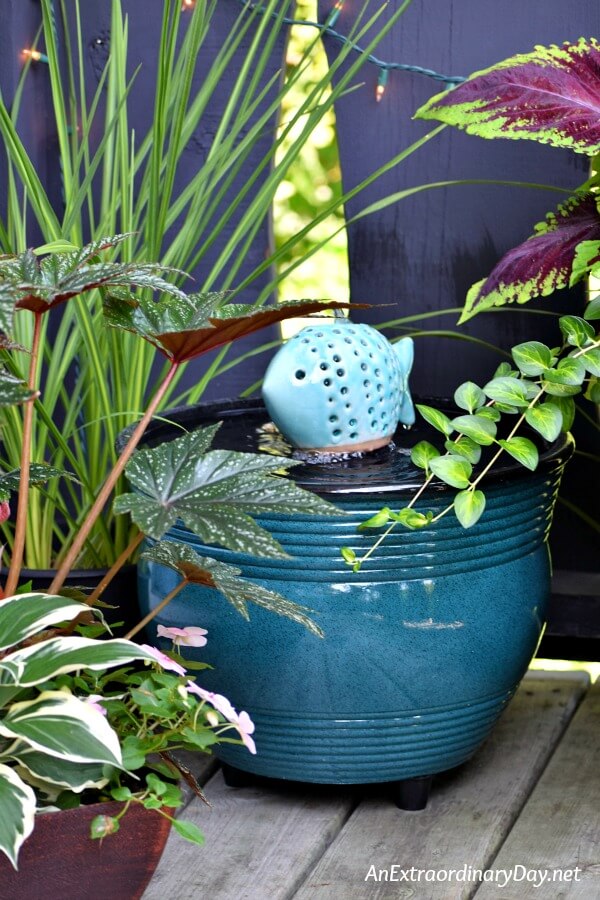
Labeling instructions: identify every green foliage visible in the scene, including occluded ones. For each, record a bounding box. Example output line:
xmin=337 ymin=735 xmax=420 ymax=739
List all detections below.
xmin=0 ymin=0 xmax=421 ymax=568
xmin=345 ymin=314 xmax=599 ymax=571
xmin=114 ymin=428 xmax=335 ymax=555
xmin=141 ymin=541 xmax=324 ymax=637
xmin=0 ymin=593 xmax=254 ymax=868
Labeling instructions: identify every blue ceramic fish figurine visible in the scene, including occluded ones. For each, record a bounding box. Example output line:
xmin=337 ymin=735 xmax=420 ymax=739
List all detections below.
xmin=262 ymin=320 xmax=414 ymax=452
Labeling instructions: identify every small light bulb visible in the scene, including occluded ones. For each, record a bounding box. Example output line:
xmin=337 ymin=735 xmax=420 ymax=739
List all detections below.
xmin=376 ymin=69 xmax=389 ymax=102
xmin=181 ymin=0 xmax=195 ymax=9
xmin=22 ymin=48 xmax=47 ymax=63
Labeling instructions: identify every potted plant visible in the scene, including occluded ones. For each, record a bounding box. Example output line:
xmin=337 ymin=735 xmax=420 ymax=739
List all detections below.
xmin=134 ymin=37 xmax=600 ymax=805
xmin=0 ymin=238 xmax=343 ymax=887
xmin=0 ymin=0 xmax=420 ymax=577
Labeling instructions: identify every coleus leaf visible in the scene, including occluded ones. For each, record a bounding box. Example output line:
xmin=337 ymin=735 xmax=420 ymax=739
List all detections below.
xmin=114 ymin=430 xmax=336 ymax=556
xmin=460 ymin=193 xmax=600 ymax=321
xmin=0 ymin=765 xmax=35 ymax=869
xmin=141 ymin=541 xmax=323 ymax=637
xmin=415 ymin=38 xmax=600 ymax=154
xmin=103 ymin=293 xmax=353 ymax=362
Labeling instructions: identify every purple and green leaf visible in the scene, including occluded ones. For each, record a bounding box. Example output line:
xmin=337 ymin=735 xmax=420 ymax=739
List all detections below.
xmin=460 ymin=193 xmax=600 ymax=321
xmin=415 ymin=38 xmax=600 ymax=154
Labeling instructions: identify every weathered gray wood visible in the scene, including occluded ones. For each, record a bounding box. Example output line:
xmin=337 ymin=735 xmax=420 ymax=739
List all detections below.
xmin=475 ymin=679 xmax=600 ymax=900
xmin=293 ymin=674 xmax=588 ymax=900
xmin=144 ymin=773 xmax=355 ymax=899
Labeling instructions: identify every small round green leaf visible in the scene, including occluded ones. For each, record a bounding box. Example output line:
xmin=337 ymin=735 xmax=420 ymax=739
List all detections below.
xmin=410 ymin=441 xmax=440 ymax=471
xmin=357 ymin=509 xmax=391 ymax=530
xmin=415 ymin=404 xmax=454 ymax=436
xmin=172 ymin=819 xmax=206 ymax=845
xmin=451 ymin=414 xmax=497 ymax=446
xmin=341 ymin=547 xmax=357 ymax=565
xmin=579 ymin=346 xmax=600 ymax=377
xmin=454 ymin=490 xmax=486 ymax=528
xmin=584 ymin=296 xmax=600 ymax=320
xmin=498 ymin=437 xmax=539 ymax=471
xmin=475 ymin=406 xmax=501 ymax=422
xmin=511 ymin=341 xmax=553 ymax=376
xmin=559 ymin=315 xmax=595 ymax=347
xmin=483 ymin=376 xmax=529 ymax=407
xmin=547 ymin=357 xmax=586 ymax=386
xmin=444 ymin=436 xmax=482 ymax=465
xmin=586 ymin=377 xmax=600 ymax=403
xmin=393 ymin=508 xmax=430 ymax=529
xmin=454 ymin=381 xmax=485 ymax=413
xmin=429 ymin=455 xmax=472 ymax=489
xmin=525 ymin=403 xmax=563 ymax=442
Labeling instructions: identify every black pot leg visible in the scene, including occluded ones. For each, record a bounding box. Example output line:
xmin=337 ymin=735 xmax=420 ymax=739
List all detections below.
xmin=221 ymin=763 xmax=257 ymax=788
xmin=393 ymin=775 xmax=433 ymax=810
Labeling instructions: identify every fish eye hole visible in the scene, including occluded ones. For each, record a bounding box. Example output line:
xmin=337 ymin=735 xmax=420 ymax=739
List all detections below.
xmin=294 ymin=369 xmax=306 ymax=381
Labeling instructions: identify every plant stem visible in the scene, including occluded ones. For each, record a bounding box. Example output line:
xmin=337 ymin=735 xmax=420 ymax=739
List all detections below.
xmin=49 ymin=362 xmax=179 ymax=594
xmin=87 ymin=531 xmax=144 ymax=607
xmin=5 ymin=313 xmax=43 ymax=597
xmin=124 ymin=578 xmax=188 ymax=640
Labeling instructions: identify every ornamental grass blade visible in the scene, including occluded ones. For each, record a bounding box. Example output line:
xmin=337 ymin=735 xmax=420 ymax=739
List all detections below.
xmin=142 ymin=541 xmax=323 ymax=637
xmin=114 ymin=430 xmax=337 ymax=555
xmin=103 ymin=293 xmax=353 ymax=362
xmin=460 ymin=193 xmax=600 ymax=321
xmin=415 ymin=38 xmax=600 ymax=154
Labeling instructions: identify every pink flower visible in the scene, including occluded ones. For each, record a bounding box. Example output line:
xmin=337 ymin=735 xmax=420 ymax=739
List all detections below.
xmin=85 ymin=694 xmax=107 ymax=716
xmin=235 ymin=710 xmax=256 ymax=755
xmin=0 ymin=501 xmax=10 ymax=524
xmin=139 ymin=644 xmax=187 ymax=676
xmin=157 ymin=625 xmax=208 ymax=648
xmin=186 ymin=682 xmax=256 ymax=754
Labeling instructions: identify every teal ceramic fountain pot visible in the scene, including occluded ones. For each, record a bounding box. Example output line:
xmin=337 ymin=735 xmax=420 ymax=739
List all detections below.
xmin=137 ymin=401 xmax=573 ymax=784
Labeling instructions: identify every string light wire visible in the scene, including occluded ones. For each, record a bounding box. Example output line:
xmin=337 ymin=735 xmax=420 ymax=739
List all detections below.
xmin=232 ymin=0 xmax=466 ymax=94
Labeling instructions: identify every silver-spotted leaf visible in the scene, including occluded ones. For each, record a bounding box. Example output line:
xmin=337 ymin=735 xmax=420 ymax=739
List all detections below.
xmin=115 ymin=431 xmax=336 ymax=556
xmin=142 ymin=541 xmax=323 ymax=637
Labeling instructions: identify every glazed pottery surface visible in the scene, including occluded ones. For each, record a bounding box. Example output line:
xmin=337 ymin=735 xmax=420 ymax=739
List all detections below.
xmin=137 ymin=401 xmax=573 ymax=784
xmin=0 ymin=799 xmax=172 ymax=900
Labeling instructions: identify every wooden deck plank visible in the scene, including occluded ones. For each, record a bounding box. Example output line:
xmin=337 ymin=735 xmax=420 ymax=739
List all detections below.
xmin=292 ymin=675 xmax=588 ymax=900
xmin=474 ymin=679 xmax=600 ymax=900
xmin=144 ymin=773 xmax=356 ymax=900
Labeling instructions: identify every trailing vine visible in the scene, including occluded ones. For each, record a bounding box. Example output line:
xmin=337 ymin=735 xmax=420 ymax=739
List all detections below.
xmin=342 ymin=312 xmax=600 ymax=572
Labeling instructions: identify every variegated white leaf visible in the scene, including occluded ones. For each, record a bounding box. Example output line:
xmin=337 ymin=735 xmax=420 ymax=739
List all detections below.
xmin=12 ymin=745 xmax=110 ymax=793
xmin=5 ymin=637 xmax=157 ymax=686
xmin=0 ymin=764 xmax=36 ymax=869
xmin=0 ymin=593 xmax=92 ymax=652
xmin=0 ymin=691 xmax=122 ymax=766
